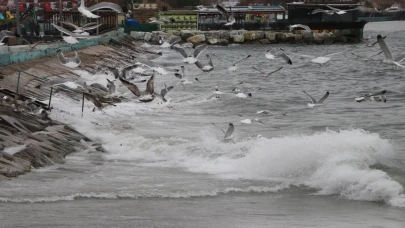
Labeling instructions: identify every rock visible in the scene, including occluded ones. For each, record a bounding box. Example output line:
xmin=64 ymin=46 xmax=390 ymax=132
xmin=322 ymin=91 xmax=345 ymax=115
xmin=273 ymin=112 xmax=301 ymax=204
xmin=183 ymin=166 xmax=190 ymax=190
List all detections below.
xmin=286 ymin=33 xmax=295 ymax=43
xmin=130 ymin=31 xmax=145 ymax=40
xmin=180 ymin=30 xmax=195 ymax=40
xmin=0 ymin=152 xmax=31 ymax=177
xmin=217 ymin=39 xmax=229 ymax=46
xmin=149 ymin=33 xmax=160 ymax=45
xmin=143 ymin=32 xmax=153 ymax=42
xmin=259 ymin=39 xmax=270 ymax=44
xmin=324 ymin=38 xmax=334 ymax=45
xmin=257 ymin=31 xmax=265 ymax=40
xmin=187 ymin=34 xmax=206 ymax=43
xmin=244 ymin=31 xmax=259 ymax=41
xmin=302 ymin=32 xmax=314 ymax=43
xmin=341 ymin=36 xmax=348 ymax=43
xmin=205 ymin=31 xmax=220 ymax=39
xmin=233 ymin=34 xmax=244 ymax=43
xmin=276 ymin=32 xmax=287 ymax=42
xmin=219 ymin=30 xmax=230 ymax=40
xmin=181 ymin=42 xmax=194 ymax=48
xmin=207 ymin=38 xmax=218 ymax=45
xmin=265 ymin=32 xmax=277 ymax=43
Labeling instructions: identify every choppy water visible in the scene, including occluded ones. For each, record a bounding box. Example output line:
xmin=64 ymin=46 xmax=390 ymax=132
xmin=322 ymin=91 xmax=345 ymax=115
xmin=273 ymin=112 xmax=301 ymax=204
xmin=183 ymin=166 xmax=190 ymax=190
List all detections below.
xmin=1 ymin=22 xmax=405 ymax=228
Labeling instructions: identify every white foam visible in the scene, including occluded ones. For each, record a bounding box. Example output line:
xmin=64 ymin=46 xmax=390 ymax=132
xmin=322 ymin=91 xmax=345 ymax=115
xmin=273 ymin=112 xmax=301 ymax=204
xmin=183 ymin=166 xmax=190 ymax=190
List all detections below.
xmin=3 ymin=145 xmax=26 ymax=155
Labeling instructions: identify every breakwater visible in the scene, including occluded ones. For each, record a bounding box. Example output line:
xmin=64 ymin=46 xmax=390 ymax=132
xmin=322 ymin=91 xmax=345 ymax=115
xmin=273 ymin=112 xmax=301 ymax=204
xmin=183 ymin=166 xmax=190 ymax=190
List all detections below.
xmin=0 ymin=35 xmax=150 ymax=180
xmin=131 ymin=30 xmax=361 ymax=46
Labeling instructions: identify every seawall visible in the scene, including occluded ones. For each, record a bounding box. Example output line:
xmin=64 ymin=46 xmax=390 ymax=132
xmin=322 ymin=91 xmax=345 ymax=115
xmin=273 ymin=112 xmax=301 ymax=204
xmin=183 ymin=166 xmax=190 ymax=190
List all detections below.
xmin=131 ymin=29 xmax=361 ymax=46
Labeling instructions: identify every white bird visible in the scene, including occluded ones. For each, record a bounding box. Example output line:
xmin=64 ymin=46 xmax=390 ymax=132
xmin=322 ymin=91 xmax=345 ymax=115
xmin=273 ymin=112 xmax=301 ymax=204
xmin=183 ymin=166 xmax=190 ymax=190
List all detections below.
xmin=58 ymin=21 xmax=102 ymax=33
xmin=288 ymin=24 xmax=312 ymax=33
xmin=0 ymin=30 xmax=16 ymax=45
xmin=376 ymin=34 xmax=405 ymax=69
xmin=78 ymin=0 xmax=122 ymax=18
xmin=325 ymin=4 xmax=358 ymax=15
xmin=195 ymin=54 xmax=214 ymax=73
xmin=355 ymin=90 xmax=387 ymax=103
xmin=174 ymin=66 xmax=193 ymax=87
xmin=159 ymin=83 xmax=174 ymax=102
xmin=303 ymin=91 xmax=329 ymax=107
xmin=252 ymin=66 xmax=283 ymax=77
xmin=213 ymin=54 xmax=251 ymax=72
xmin=215 ymin=4 xmax=235 ymax=27
xmin=212 ymin=123 xmax=234 ymax=139
xmin=235 ymin=92 xmax=252 ymax=98
xmin=160 ymin=36 xmax=181 ymax=48
xmin=265 ymin=49 xmax=293 ymax=64
xmin=288 ymin=50 xmax=347 ymax=65
xmin=57 ymin=50 xmax=81 ymax=68
xmin=171 ymin=44 xmax=208 ymax=64
xmin=52 ymin=23 xmax=98 ymax=44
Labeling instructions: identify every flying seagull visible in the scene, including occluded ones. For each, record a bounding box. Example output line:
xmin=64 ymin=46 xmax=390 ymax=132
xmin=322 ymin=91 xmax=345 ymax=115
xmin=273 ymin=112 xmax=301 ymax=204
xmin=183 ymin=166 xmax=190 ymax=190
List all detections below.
xmin=171 ymin=44 xmax=208 ymax=64
xmin=325 ymin=4 xmax=358 ymax=15
xmin=119 ymin=77 xmax=141 ymax=97
xmin=78 ymin=0 xmax=122 ymax=18
xmin=215 ymin=4 xmax=235 ymax=27
xmin=160 ymin=36 xmax=181 ymax=48
xmin=58 ymin=21 xmax=102 ymax=33
xmin=288 ymin=24 xmax=312 ymax=33
xmin=213 ymin=54 xmax=251 ymax=72
xmin=376 ymin=34 xmax=405 ymax=69
xmin=158 ymin=83 xmax=174 ymax=102
xmin=35 ymin=78 xmax=89 ymax=91
xmin=0 ymin=30 xmax=17 ymax=45
xmin=252 ymin=66 xmax=283 ymax=77
xmin=175 ymin=66 xmax=193 ymax=88
xmin=302 ymin=91 xmax=329 ymax=107
xmin=265 ymin=49 xmax=292 ymax=65
xmin=355 ymin=90 xmax=387 ymax=103
xmin=288 ymin=50 xmax=347 ymax=65
xmin=106 ymin=79 xmax=116 ymax=96
xmin=212 ymin=122 xmax=234 ymax=139
xmin=52 ymin=23 xmax=99 ymax=44
xmin=139 ymin=72 xmax=155 ymax=102
xmin=195 ymin=54 xmax=214 ymax=73
xmin=57 ymin=50 xmax=81 ymax=68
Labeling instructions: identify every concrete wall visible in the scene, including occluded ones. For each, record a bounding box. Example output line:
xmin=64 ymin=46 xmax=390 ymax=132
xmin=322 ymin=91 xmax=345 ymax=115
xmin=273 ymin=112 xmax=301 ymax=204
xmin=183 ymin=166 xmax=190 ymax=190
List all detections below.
xmin=0 ymin=28 xmax=126 ymax=66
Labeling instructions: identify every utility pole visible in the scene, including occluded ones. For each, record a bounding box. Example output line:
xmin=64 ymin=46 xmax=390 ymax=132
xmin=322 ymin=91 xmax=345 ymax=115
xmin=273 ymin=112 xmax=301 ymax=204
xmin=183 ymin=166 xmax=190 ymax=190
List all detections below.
xmin=59 ymin=0 xmax=63 ymax=37
xmin=16 ymin=0 xmax=21 ymax=35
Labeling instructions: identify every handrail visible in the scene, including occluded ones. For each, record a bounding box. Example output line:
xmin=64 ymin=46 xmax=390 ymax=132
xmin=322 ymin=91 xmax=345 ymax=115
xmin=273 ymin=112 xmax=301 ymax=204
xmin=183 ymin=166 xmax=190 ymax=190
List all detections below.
xmin=0 ymin=63 xmax=88 ymax=116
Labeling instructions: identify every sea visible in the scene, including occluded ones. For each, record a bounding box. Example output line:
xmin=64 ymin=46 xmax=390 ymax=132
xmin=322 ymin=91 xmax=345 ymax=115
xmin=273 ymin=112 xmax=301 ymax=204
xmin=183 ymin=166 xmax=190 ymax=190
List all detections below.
xmin=1 ymin=21 xmax=405 ymax=228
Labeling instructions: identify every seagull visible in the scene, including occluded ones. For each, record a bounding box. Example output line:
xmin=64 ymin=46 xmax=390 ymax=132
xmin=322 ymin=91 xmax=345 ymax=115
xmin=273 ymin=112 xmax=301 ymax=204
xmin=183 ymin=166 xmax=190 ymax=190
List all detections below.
xmin=83 ymin=92 xmax=108 ymax=112
xmin=351 ymin=51 xmax=383 ymax=61
xmin=139 ymin=72 xmax=155 ymax=102
xmin=147 ymin=17 xmax=175 ymax=24
xmin=195 ymin=54 xmax=214 ymax=73
xmin=158 ymin=83 xmax=174 ymax=102
xmin=252 ymin=66 xmax=283 ymax=77
xmin=288 ymin=50 xmax=347 ymax=65
xmin=171 ymin=44 xmax=208 ymax=64
xmin=119 ymin=77 xmax=141 ymax=97
xmin=175 ymin=66 xmax=193 ymax=87
xmin=265 ymin=49 xmax=292 ymax=65
xmin=212 ymin=122 xmax=234 ymax=139
xmin=376 ymin=34 xmax=405 ymax=69
xmin=325 ymin=4 xmax=358 ymax=15
xmin=78 ymin=0 xmax=122 ymax=18
xmin=288 ymin=24 xmax=312 ymax=33
xmin=58 ymin=21 xmax=102 ymax=33
xmin=106 ymin=79 xmax=116 ymax=96
xmin=311 ymin=9 xmax=335 ymax=15
xmin=355 ymin=90 xmax=387 ymax=103
xmin=235 ymin=92 xmax=252 ymax=98
xmin=52 ymin=23 xmax=99 ymax=44
xmin=0 ymin=30 xmax=17 ymax=45
xmin=213 ymin=54 xmax=251 ymax=72
xmin=302 ymin=91 xmax=329 ymax=107
xmin=360 ymin=35 xmax=385 ymax=47
xmin=57 ymin=50 xmax=81 ymax=68
xmin=160 ymin=36 xmax=181 ymax=48
xmin=215 ymin=4 xmax=235 ymax=27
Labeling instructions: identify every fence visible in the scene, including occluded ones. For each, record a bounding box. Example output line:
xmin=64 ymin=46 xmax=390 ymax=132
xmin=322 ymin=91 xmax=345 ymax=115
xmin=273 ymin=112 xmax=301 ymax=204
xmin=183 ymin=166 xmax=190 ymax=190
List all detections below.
xmin=43 ymin=11 xmax=118 ymax=35
xmin=0 ymin=64 xmax=90 ymax=116
xmin=198 ymin=22 xmax=288 ymax=31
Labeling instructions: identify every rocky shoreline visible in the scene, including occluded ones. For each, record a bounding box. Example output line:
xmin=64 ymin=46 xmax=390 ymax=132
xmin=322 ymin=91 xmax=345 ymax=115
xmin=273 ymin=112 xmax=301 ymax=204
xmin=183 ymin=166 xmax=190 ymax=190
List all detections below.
xmin=0 ymin=37 xmax=149 ymax=180
xmin=131 ymin=29 xmax=361 ymax=46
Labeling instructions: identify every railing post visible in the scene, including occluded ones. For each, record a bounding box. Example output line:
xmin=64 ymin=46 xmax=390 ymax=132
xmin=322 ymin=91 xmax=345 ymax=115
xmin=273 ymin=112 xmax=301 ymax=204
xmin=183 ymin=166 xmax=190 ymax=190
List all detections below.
xmin=48 ymin=87 xmax=53 ymax=107
xmin=81 ymin=93 xmax=85 ymax=117
xmin=16 ymin=71 xmax=21 ymax=94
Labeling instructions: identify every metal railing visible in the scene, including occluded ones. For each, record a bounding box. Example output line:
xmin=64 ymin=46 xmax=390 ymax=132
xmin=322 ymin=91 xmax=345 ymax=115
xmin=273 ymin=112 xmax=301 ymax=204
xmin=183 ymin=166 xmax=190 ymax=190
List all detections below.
xmin=0 ymin=64 xmax=88 ymax=116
